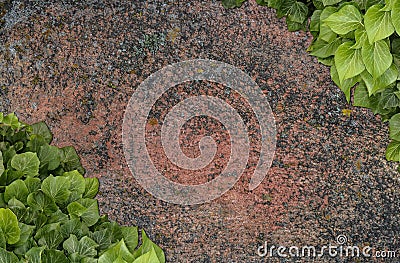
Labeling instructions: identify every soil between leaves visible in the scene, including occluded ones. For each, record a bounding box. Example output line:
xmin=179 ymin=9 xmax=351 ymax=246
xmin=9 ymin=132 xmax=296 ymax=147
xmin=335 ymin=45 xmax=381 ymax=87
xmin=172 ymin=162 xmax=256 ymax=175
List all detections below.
xmin=0 ymin=0 xmax=399 ymax=262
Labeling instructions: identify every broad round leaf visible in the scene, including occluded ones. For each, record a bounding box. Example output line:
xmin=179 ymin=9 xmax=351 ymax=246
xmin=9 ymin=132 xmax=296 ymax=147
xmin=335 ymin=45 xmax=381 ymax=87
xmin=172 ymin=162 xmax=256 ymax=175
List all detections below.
xmin=386 ymin=140 xmax=400 ymax=161
xmin=361 ymin=39 xmax=392 ymax=79
xmin=393 ymin=0 xmax=400 ymax=35
xmin=11 ymin=152 xmax=40 ymax=177
xmin=0 ymin=208 xmax=21 ymax=245
xmin=27 ymin=191 xmax=58 ymax=215
xmin=41 ymin=175 xmax=71 ymax=205
xmin=0 ymin=247 xmax=19 ymax=262
xmin=4 ymin=179 xmax=29 ymax=204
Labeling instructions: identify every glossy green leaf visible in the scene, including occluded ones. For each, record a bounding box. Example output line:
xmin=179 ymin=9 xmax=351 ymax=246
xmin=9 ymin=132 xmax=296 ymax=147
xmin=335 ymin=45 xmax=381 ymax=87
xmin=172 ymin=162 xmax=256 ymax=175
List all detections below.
xmin=133 ymin=247 xmax=161 ymax=263
xmin=310 ymin=37 xmax=342 ymax=58
xmin=324 ymin=5 xmax=363 ymax=35
xmin=67 ymin=198 xmax=100 ymax=227
xmin=361 ymin=63 xmax=398 ymax=95
xmin=63 ymin=170 xmax=86 ymax=203
xmin=354 ymin=81 xmax=373 ymax=108
xmin=24 ymin=177 xmax=41 ymax=194
xmin=0 ymin=208 xmax=20 ymax=245
xmin=83 ymin=178 xmax=99 ymax=199
xmin=364 ymin=4 xmax=395 ymax=43
xmin=330 ymin=64 xmax=360 ymax=102
xmin=389 ymin=113 xmax=400 ymax=140
xmin=4 ymin=179 xmax=29 ymax=204
xmin=31 ymin=122 xmax=52 ymax=144
xmin=133 ymin=231 xmax=165 ymax=263
xmin=0 ymin=247 xmax=18 ymax=263
xmin=334 ymin=41 xmax=365 ymax=82
xmin=393 ymin=0 xmax=400 ymax=35
xmin=25 ymin=246 xmax=45 ymax=263
xmin=26 ymin=135 xmax=47 ymax=153
xmin=319 ymin=6 xmax=338 ymax=43
xmin=63 ymin=234 xmax=98 ymax=257
xmin=41 ymin=175 xmax=71 ymax=204
xmin=60 ymin=146 xmax=85 ymax=174
xmin=38 ymin=145 xmax=61 ymax=170
xmin=27 ymin=191 xmax=58 ymax=215
xmin=386 ymin=140 xmax=400 ymax=161
xmin=60 ymin=218 xmax=89 ymax=239
xmin=98 ymin=240 xmax=134 ymax=263
xmin=42 ymin=249 xmax=68 ymax=263
xmin=282 ymin=1 xmax=308 ymax=24
xmin=321 ymin=0 xmax=342 ymax=6
xmin=121 ymin=226 xmax=138 ymax=254
xmin=11 ymin=152 xmax=40 ymax=177
xmin=351 ymin=28 xmax=368 ymax=49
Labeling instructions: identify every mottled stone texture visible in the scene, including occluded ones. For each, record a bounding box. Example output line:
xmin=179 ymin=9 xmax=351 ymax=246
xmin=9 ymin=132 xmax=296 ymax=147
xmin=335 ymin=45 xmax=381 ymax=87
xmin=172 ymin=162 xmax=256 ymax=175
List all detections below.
xmin=0 ymin=0 xmax=399 ymax=262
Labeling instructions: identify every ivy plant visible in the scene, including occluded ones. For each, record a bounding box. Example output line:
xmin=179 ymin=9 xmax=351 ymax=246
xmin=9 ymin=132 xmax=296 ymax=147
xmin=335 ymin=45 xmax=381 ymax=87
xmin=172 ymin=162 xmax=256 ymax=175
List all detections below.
xmin=0 ymin=113 xmax=165 ymax=263
xmin=221 ymin=0 xmax=400 ymax=167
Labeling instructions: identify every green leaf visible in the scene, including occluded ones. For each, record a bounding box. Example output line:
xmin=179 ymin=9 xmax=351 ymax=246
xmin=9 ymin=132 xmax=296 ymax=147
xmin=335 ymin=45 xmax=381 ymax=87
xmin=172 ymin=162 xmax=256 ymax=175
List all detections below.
xmin=38 ymin=229 xmax=64 ymax=249
xmin=26 ymin=135 xmax=47 ymax=153
xmin=361 ymin=63 xmax=398 ymax=95
xmin=41 ymin=175 xmax=71 ymax=204
xmin=0 ymin=208 xmax=20 ymax=245
xmin=0 ymin=247 xmax=18 ymax=263
xmin=83 ymin=178 xmax=99 ymax=199
xmin=310 ymin=10 xmax=321 ymax=33
xmin=89 ymin=228 xmax=113 ymax=251
xmin=27 ymin=191 xmax=58 ymax=215
xmin=63 ymin=234 xmax=98 ymax=257
xmin=67 ymin=198 xmax=100 ymax=227
xmin=310 ymin=37 xmax=342 ymax=58
xmin=221 ymin=0 xmax=246 ymax=8
xmin=386 ymin=140 xmax=400 ymax=161
xmin=133 ymin=231 xmax=165 ymax=263
xmin=25 ymin=246 xmax=45 ymax=263
xmin=393 ymin=0 xmax=400 ymax=35
xmin=31 ymin=122 xmax=52 ymax=144
xmin=63 ymin=170 xmax=86 ymax=203
xmin=133 ymin=247 xmax=161 ymax=263
xmin=330 ymin=64 xmax=360 ymax=102
xmin=121 ymin=226 xmax=138 ymax=254
xmin=283 ymin=1 xmax=308 ymax=24
xmin=378 ymin=88 xmax=400 ymax=109
xmin=0 ymin=152 xmax=4 ymax=178
xmin=98 ymin=240 xmax=134 ymax=263
xmin=60 ymin=218 xmax=89 ymax=239
xmin=389 ymin=113 xmax=400 ymax=140
xmin=4 ymin=179 xmax=29 ymax=204
xmin=351 ymin=28 xmax=368 ymax=49
xmin=256 ymin=0 xmax=268 ymax=5
xmin=2 ymin=113 xmax=20 ymax=130
xmin=14 ymin=222 xmax=35 ymax=246
xmin=11 ymin=152 xmax=40 ymax=177
xmin=334 ymin=41 xmax=365 ymax=82
xmin=42 ymin=249 xmax=69 ymax=263
xmin=324 ymin=5 xmax=363 ymax=35
xmin=354 ymin=81 xmax=373 ymax=108
xmin=321 ymin=0 xmax=342 ymax=6
xmin=60 ymin=146 xmax=85 ymax=174
xmin=319 ymin=7 xmax=338 ymax=43
xmin=24 ymin=177 xmax=41 ymax=193
xmin=38 ymin=145 xmax=62 ymax=171
xmin=364 ymin=4 xmax=395 ymax=43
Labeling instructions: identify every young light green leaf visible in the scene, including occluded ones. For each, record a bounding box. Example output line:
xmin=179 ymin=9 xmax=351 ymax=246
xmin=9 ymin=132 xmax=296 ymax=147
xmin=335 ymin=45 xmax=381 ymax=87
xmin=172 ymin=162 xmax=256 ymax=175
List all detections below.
xmin=41 ymin=175 xmax=71 ymax=204
xmin=27 ymin=191 xmax=58 ymax=215
xmin=121 ymin=226 xmax=139 ymax=254
xmin=351 ymin=28 xmax=368 ymax=49
xmin=310 ymin=37 xmax=342 ymax=58
xmin=389 ymin=113 xmax=400 ymax=140
xmin=98 ymin=239 xmax=135 ymax=263
xmin=83 ymin=178 xmax=99 ymax=199
xmin=330 ymin=64 xmax=360 ymax=102
xmin=319 ymin=6 xmax=338 ymax=42
xmin=38 ymin=145 xmax=62 ymax=171
xmin=324 ymin=5 xmax=363 ymax=35
xmin=133 ymin=247 xmax=161 ymax=263
xmin=334 ymin=41 xmax=365 ymax=82
xmin=0 ymin=247 xmax=19 ymax=263
xmin=2 ymin=113 xmax=20 ymax=130
xmin=11 ymin=152 xmax=40 ymax=177
xmin=31 ymin=122 xmax=52 ymax=144
xmin=392 ymin=0 xmax=400 ymax=35
xmin=26 ymin=135 xmax=47 ymax=153
xmin=133 ymin=230 xmax=165 ymax=263
xmin=364 ymin=4 xmax=395 ymax=43
xmin=386 ymin=140 xmax=400 ymax=161
xmin=0 ymin=208 xmax=20 ymax=245
xmin=4 ymin=179 xmax=29 ymax=204
xmin=361 ymin=64 xmax=398 ymax=95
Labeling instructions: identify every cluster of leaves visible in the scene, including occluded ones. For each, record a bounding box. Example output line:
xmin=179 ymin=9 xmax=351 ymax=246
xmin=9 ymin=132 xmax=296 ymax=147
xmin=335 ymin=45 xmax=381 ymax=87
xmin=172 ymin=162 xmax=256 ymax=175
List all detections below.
xmin=221 ymin=0 xmax=400 ymax=164
xmin=0 ymin=113 xmax=165 ymax=263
